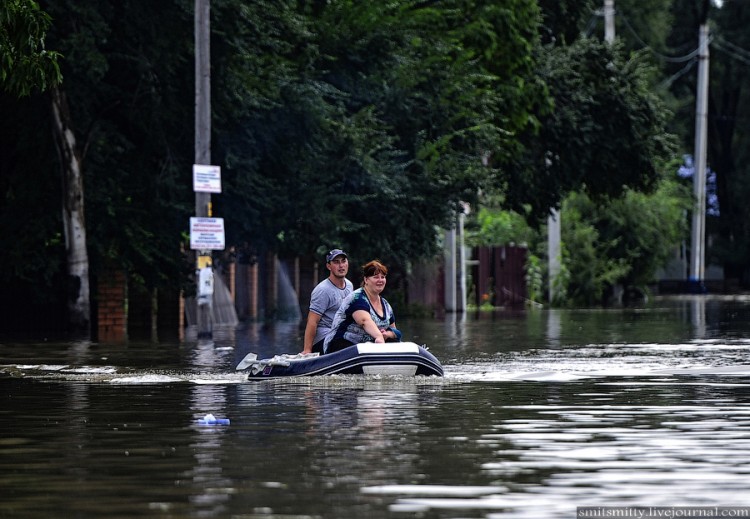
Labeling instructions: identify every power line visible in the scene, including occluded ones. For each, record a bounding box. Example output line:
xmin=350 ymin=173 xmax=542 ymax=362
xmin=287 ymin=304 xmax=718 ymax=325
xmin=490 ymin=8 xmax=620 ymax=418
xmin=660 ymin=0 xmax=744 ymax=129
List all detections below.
xmin=582 ymin=13 xmax=599 ymax=38
xmin=587 ymin=5 xmax=705 ymax=63
xmin=618 ymin=11 xmax=704 ymax=63
xmin=582 ymin=5 xmax=750 ymax=71
xmin=713 ymin=37 xmax=750 ymax=67
xmin=715 ymin=35 xmax=750 ymax=58
xmin=613 ymin=6 xmax=750 ymax=70
xmin=658 ymin=57 xmax=698 ymax=89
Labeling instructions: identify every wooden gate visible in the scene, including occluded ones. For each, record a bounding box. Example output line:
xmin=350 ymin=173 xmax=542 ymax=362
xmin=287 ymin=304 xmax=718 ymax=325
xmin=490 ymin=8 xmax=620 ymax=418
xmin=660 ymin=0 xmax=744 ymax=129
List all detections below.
xmin=472 ymin=246 xmax=528 ymax=307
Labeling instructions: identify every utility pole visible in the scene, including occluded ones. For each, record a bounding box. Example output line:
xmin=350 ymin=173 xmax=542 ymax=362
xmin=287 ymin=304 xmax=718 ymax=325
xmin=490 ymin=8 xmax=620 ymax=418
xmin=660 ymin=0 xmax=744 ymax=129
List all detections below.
xmin=444 ymin=210 xmax=467 ymax=313
xmin=689 ymin=23 xmax=709 ymax=292
xmin=444 ymin=226 xmax=457 ymax=312
xmin=604 ymin=0 xmax=615 ymax=43
xmin=195 ymin=0 xmax=212 ymax=337
xmin=195 ymin=0 xmax=211 ymax=219
xmin=548 ymin=209 xmax=560 ymax=303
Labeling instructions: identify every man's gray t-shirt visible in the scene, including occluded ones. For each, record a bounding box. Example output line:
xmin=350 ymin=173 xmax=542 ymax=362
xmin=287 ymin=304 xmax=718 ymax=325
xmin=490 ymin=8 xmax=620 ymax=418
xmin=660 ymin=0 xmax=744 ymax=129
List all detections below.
xmin=309 ymin=278 xmax=354 ymax=345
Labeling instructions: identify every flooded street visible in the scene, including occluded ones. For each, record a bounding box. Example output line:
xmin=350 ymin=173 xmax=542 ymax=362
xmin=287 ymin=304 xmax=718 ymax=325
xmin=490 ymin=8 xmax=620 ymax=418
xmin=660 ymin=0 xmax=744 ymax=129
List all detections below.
xmin=3 ymin=296 xmax=750 ymax=518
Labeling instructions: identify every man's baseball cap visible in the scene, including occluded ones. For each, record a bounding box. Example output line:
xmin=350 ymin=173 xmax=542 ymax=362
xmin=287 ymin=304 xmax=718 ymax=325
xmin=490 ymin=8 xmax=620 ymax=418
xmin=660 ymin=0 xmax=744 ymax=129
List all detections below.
xmin=326 ymin=249 xmax=348 ymax=262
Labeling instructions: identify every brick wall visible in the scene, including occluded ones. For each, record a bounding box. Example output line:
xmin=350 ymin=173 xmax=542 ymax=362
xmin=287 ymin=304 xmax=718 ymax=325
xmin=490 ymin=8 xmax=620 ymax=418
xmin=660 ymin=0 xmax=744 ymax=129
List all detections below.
xmin=97 ymin=268 xmax=127 ymax=341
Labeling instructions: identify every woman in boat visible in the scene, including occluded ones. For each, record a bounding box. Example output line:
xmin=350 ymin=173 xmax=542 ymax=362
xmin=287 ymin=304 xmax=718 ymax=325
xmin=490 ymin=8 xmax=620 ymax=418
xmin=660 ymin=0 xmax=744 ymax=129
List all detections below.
xmin=323 ymin=259 xmax=402 ymax=354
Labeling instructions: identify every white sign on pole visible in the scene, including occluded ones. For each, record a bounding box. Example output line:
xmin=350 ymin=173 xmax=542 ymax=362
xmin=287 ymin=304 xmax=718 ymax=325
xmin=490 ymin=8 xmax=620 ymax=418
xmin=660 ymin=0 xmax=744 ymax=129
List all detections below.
xmin=193 ymin=164 xmax=221 ymax=193
xmin=190 ymin=217 xmax=225 ymax=250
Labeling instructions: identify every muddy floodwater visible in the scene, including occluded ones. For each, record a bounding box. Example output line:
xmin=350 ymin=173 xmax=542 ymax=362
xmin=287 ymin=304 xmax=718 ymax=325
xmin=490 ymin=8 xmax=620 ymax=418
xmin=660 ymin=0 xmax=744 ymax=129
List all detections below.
xmin=3 ymin=295 xmax=750 ymax=518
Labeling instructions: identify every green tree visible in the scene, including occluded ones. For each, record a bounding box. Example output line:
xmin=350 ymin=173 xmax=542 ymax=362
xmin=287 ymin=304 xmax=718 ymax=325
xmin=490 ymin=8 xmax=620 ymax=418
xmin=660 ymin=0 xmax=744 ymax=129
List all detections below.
xmin=501 ymin=38 xmax=676 ymax=223
xmin=557 ymin=177 xmax=691 ymax=305
xmin=214 ymin=0 xmax=547 ymax=267
xmin=465 ymin=207 xmax=536 ymax=248
xmin=536 ymin=0 xmax=594 ymax=45
xmin=40 ymin=1 xmax=198 ymax=328
xmin=4 ymin=0 xmax=199 ymax=329
xmin=1 ymin=1 xmax=73 ymax=329
xmin=3 ymin=0 xmax=549 ymax=328
xmin=0 ymin=0 xmax=61 ymax=96
xmin=2 ymin=0 xmax=695 ymax=329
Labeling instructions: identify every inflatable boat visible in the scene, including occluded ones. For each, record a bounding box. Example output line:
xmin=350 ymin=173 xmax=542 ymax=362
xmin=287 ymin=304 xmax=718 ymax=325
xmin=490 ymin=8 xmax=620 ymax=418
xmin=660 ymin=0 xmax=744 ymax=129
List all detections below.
xmin=235 ymin=342 xmax=443 ymax=380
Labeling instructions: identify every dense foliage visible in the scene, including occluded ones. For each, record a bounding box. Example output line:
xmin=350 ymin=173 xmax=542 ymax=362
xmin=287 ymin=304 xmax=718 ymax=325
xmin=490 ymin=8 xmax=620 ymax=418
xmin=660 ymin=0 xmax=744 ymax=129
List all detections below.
xmin=3 ymin=0 xmax=750 ymax=328
xmin=213 ymin=0 xmax=546 ymax=267
xmin=470 ymin=0 xmax=750 ymax=305
xmin=557 ymin=179 xmax=692 ymax=305
xmin=0 ymin=0 xmax=62 ymax=96
xmin=502 ymin=39 xmax=676 ymax=222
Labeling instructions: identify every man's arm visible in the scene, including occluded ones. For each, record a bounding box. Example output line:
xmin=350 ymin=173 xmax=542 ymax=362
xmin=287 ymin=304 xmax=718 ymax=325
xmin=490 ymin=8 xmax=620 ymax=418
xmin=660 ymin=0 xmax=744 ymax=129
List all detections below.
xmin=302 ymin=311 xmax=322 ymax=353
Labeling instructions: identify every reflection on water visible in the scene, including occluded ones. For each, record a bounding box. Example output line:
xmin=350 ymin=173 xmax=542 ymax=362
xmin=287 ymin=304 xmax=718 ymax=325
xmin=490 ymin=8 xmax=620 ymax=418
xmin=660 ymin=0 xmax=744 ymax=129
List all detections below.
xmin=692 ymin=296 xmax=707 ymax=338
xmin=3 ymin=296 xmax=750 ymax=518
xmin=188 ymin=384 xmax=233 ymax=517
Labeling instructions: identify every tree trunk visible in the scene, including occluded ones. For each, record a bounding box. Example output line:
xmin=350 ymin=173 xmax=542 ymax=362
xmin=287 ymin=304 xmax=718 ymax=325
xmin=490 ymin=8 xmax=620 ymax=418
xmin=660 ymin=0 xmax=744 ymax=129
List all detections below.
xmin=50 ymin=87 xmax=91 ymax=331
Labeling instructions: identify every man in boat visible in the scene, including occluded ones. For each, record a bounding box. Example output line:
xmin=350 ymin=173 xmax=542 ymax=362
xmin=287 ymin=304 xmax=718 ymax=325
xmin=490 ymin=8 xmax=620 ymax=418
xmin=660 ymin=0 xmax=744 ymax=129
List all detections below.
xmin=302 ymin=249 xmax=354 ymax=354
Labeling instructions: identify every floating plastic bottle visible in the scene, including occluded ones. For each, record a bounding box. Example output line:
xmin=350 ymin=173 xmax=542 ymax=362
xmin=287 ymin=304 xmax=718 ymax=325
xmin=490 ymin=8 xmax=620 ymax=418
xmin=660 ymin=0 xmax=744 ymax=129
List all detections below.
xmin=197 ymin=413 xmax=230 ymax=425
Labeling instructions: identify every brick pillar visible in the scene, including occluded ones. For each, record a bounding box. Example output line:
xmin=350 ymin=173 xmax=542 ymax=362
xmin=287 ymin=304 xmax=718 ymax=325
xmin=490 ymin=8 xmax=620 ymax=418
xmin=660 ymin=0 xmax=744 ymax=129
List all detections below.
xmin=266 ymin=252 xmax=278 ymax=318
xmin=248 ymin=263 xmax=258 ymax=320
xmin=97 ymin=268 xmax=127 ymax=341
xmin=228 ymin=261 xmax=236 ymax=303
xmin=178 ymin=292 xmax=185 ymax=340
xmin=293 ymin=257 xmax=300 ymax=299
